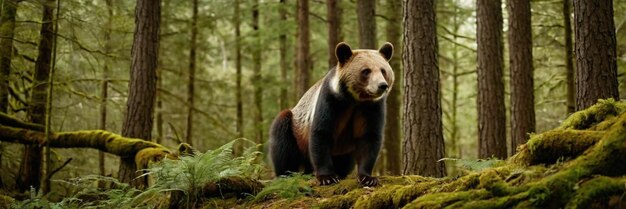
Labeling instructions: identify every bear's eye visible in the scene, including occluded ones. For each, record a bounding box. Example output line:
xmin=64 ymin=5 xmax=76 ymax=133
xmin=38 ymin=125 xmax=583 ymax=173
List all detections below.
xmin=381 ymin=68 xmax=386 ymax=76
xmin=361 ymin=68 xmax=371 ymax=77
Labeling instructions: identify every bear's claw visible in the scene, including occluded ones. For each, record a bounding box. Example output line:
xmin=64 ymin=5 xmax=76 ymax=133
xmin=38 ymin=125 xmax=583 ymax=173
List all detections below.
xmin=317 ymin=175 xmax=340 ymax=186
xmin=358 ymin=175 xmax=379 ymax=187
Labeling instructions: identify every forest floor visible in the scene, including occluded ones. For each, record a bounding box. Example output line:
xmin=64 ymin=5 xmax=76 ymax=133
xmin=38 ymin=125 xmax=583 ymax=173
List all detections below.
xmin=3 ymin=99 xmax=626 ymax=209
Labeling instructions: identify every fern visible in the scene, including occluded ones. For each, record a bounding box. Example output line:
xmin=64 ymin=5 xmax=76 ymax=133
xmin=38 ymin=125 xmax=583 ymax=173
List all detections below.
xmin=253 ymin=173 xmax=313 ymax=202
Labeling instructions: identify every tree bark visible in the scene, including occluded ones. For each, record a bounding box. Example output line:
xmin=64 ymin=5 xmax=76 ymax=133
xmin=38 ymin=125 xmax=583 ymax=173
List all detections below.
xmin=573 ymin=0 xmax=618 ymax=111
xmin=18 ymin=0 xmax=55 ymax=192
xmin=186 ymin=0 xmax=198 ymax=146
xmin=252 ymin=0 xmax=263 ymax=145
xmin=295 ymin=0 xmax=310 ymax=98
xmin=357 ymin=0 xmax=376 ymax=49
xmin=0 ymin=0 xmax=17 ymax=113
xmin=384 ymin=0 xmax=401 ymax=176
xmin=563 ymin=0 xmax=575 ymax=114
xmin=402 ymin=0 xmax=446 ymax=177
xmin=279 ymin=0 xmax=288 ymax=110
xmin=476 ymin=0 xmax=506 ymax=159
xmin=99 ymin=0 xmax=114 ymax=177
xmin=507 ymin=0 xmax=535 ymax=155
xmin=326 ymin=0 xmax=341 ymax=68
xmin=234 ymin=0 xmax=243 ymax=155
xmin=119 ymin=0 xmax=160 ymax=188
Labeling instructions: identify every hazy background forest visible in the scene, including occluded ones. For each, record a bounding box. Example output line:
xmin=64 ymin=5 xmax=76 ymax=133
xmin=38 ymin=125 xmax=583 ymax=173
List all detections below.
xmin=1 ymin=0 xmax=626 ymax=204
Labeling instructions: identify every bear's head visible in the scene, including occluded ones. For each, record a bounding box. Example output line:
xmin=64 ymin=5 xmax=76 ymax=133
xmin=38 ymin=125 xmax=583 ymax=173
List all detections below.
xmin=331 ymin=42 xmax=394 ymax=101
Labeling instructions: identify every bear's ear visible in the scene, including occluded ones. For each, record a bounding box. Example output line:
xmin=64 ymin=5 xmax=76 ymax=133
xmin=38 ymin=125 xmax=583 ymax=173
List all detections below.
xmin=378 ymin=42 xmax=394 ymax=61
xmin=335 ymin=42 xmax=353 ymax=66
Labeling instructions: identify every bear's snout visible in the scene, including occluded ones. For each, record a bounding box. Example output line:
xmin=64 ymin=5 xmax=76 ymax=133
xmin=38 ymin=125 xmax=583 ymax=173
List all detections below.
xmin=377 ymin=83 xmax=389 ymax=94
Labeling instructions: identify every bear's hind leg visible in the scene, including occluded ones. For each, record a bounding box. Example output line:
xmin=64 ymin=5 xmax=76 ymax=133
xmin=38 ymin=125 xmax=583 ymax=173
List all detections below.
xmin=332 ymin=154 xmax=355 ymax=179
xmin=269 ymin=110 xmax=302 ymax=177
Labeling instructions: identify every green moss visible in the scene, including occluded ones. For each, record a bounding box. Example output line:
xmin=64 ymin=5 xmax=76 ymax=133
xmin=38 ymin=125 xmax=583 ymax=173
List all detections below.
xmin=317 ymin=189 xmax=366 ymax=209
xmin=519 ymin=130 xmax=604 ymax=165
xmin=402 ymin=189 xmax=491 ymax=209
xmin=565 ymin=176 xmax=626 ymax=209
xmin=0 ymin=194 xmax=14 ymax=209
xmin=559 ymin=99 xmax=626 ymax=130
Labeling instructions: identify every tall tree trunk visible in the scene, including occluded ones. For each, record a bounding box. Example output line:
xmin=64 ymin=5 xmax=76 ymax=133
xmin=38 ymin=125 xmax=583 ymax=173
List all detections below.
xmin=326 ymin=0 xmax=341 ymax=68
xmin=279 ymin=0 xmax=288 ymax=110
xmin=252 ymin=0 xmax=263 ymax=144
xmin=507 ymin=0 xmax=535 ymax=155
xmin=234 ymin=0 xmax=243 ymax=155
xmin=295 ymin=0 xmax=310 ymax=98
xmin=573 ymin=0 xmax=618 ymax=110
xmin=450 ymin=1 xmax=461 ymax=159
xmin=384 ymin=0 xmax=401 ymax=176
xmin=99 ymin=0 xmax=114 ymax=177
xmin=18 ymin=0 xmax=55 ymax=192
xmin=476 ymin=0 xmax=506 ymax=159
xmin=119 ymin=0 xmax=160 ymax=188
xmin=0 ymin=0 xmax=16 ymax=113
xmin=402 ymin=0 xmax=446 ymax=177
xmin=357 ymin=0 xmax=376 ymax=49
xmin=563 ymin=0 xmax=575 ymax=114
xmin=186 ymin=0 xmax=198 ymax=146
xmin=0 ymin=0 xmax=17 ymax=188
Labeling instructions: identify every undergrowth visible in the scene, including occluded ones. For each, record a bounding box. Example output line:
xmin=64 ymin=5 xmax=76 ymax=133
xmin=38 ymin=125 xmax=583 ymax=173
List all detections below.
xmin=253 ymin=173 xmax=313 ymax=202
xmin=10 ymin=139 xmax=264 ymax=209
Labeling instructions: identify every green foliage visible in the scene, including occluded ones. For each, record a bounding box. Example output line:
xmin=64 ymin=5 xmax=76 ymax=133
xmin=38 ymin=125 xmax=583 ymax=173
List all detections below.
xmin=253 ymin=173 xmax=313 ymax=202
xmin=143 ymin=139 xmax=263 ymax=194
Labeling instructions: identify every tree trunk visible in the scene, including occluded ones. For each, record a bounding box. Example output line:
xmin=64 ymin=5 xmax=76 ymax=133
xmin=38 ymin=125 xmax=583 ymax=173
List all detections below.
xmin=252 ymin=0 xmax=263 ymax=145
xmin=326 ymin=0 xmax=341 ymax=68
xmin=384 ymin=0 xmax=401 ymax=176
xmin=507 ymin=0 xmax=535 ymax=155
xmin=450 ymin=2 xmax=461 ymax=159
xmin=186 ymin=0 xmax=198 ymax=146
xmin=563 ymin=0 xmax=575 ymax=114
xmin=18 ymin=0 xmax=55 ymax=192
xmin=119 ymin=0 xmax=160 ymax=188
xmin=357 ymin=0 xmax=376 ymax=49
xmin=279 ymin=0 xmax=288 ymax=110
xmin=0 ymin=0 xmax=17 ymax=187
xmin=573 ymin=0 xmax=618 ymax=111
xmin=402 ymin=0 xmax=446 ymax=177
xmin=295 ymin=0 xmax=310 ymax=98
xmin=476 ymin=0 xmax=506 ymax=159
xmin=234 ymin=0 xmax=243 ymax=155
xmin=99 ymin=0 xmax=114 ymax=177
xmin=0 ymin=0 xmax=17 ymax=113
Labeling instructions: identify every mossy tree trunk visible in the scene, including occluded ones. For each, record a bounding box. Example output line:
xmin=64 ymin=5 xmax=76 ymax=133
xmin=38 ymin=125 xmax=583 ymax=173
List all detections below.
xmin=383 ymin=0 xmax=401 ymax=176
xmin=0 ymin=0 xmax=17 ymax=113
xmin=18 ymin=0 xmax=55 ymax=192
xmin=507 ymin=0 xmax=535 ymax=155
xmin=402 ymin=0 xmax=446 ymax=177
xmin=0 ymin=0 xmax=18 ymax=189
xmin=573 ymin=0 xmax=618 ymax=111
xmin=476 ymin=0 xmax=506 ymax=159
xmin=99 ymin=0 xmax=114 ymax=177
xmin=120 ymin=0 xmax=161 ymax=188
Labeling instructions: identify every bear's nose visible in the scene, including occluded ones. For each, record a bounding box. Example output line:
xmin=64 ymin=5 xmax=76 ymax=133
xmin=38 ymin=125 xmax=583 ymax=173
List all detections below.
xmin=378 ymin=83 xmax=389 ymax=92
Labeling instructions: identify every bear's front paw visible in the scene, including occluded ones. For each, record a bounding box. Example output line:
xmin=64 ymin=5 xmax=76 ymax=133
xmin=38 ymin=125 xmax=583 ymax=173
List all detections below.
xmin=357 ymin=175 xmax=379 ymax=187
xmin=317 ymin=175 xmax=340 ymax=186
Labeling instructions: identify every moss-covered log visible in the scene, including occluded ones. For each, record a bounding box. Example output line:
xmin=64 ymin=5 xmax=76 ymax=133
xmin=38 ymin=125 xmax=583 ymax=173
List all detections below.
xmin=0 ymin=124 xmax=173 ymax=169
xmin=512 ymin=130 xmax=604 ymax=165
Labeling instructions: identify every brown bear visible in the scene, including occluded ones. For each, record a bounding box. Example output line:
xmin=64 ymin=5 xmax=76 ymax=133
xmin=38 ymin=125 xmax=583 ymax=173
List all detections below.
xmin=269 ymin=42 xmax=394 ymax=186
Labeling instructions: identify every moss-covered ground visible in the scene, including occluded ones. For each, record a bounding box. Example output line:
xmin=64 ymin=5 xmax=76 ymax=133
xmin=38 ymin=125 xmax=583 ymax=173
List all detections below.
xmin=5 ymin=99 xmax=626 ymax=209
